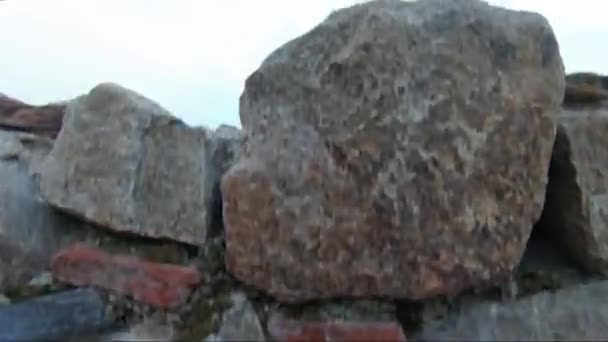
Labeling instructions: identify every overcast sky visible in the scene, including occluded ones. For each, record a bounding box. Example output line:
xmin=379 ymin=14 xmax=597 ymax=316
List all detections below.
xmin=1 ymin=0 xmax=606 ymax=128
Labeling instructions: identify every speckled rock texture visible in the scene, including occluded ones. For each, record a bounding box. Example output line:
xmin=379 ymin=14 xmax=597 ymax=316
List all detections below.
xmin=537 ymin=103 xmax=608 ymax=275
xmin=222 ymin=0 xmax=565 ymax=301
xmin=413 ymin=280 xmax=608 ymax=341
xmin=37 ymin=83 xmax=213 ymax=246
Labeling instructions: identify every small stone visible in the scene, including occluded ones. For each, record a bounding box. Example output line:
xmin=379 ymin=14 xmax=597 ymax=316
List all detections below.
xmin=0 ymin=288 xmax=113 ymax=341
xmin=97 ymin=318 xmax=176 ymax=341
xmin=205 ymin=291 xmax=265 ymax=342
xmin=27 ymin=271 xmax=53 ymax=287
xmin=267 ymin=313 xmax=407 ymax=342
xmin=51 ymin=243 xmax=203 ymax=308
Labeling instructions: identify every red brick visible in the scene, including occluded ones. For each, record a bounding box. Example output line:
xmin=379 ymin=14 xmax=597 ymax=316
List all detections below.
xmin=51 ymin=243 xmax=202 ymax=308
xmin=267 ymin=314 xmax=407 ymax=342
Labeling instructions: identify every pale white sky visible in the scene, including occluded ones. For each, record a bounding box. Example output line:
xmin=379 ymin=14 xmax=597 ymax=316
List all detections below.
xmin=1 ymin=0 xmax=606 ymax=128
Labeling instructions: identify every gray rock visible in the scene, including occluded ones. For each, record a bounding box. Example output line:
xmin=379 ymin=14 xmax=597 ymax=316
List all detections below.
xmin=222 ymin=0 xmax=565 ymax=301
xmin=0 ymin=131 xmax=95 ymax=291
xmin=0 ymin=288 xmax=114 ymax=341
xmin=210 ymin=125 xmax=243 ymax=179
xmin=37 ymin=83 xmax=213 ymax=246
xmin=414 ymin=280 xmax=608 ymax=341
xmin=206 ymin=124 xmax=243 ymax=235
xmin=206 ymin=292 xmax=265 ymax=342
xmin=537 ymin=106 xmax=608 ymax=274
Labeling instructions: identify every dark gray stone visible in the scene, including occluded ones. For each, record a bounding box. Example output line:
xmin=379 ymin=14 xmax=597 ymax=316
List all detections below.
xmin=0 ymin=131 xmax=95 ymax=291
xmin=0 ymin=288 xmax=113 ymax=340
xmin=537 ymin=106 xmax=608 ymax=275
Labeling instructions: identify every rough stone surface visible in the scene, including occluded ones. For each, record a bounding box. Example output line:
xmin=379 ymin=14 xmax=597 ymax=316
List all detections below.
xmin=209 ymin=124 xmax=244 ymax=176
xmin=0 ymin=131 xmax=95 ymax=291
xmin=207 ymin=125 xmax=244 ymax=235
xmin=205 ymin=292 xmax=266 ymax=342
xmin=222 ymin=0 xmax=565 ymax=301
xmin=0 ymin=288 xmax=113 ymax=341
xmin=267 ymin=312 xmax=407 ymax=342
xmin=0 ymin=93 xmax=65 ymax=138
xmin=536 ymin=104 xmax=608 ymax=274
xmin=37 ymin=83 xmax=213 ymax=246
xmin=414 ymin=280 xmax=608 ymax=341
xmin=51 ymin=243 xmax=203 ymax=308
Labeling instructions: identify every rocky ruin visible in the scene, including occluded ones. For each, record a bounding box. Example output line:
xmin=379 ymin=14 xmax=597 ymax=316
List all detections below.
xmin=1 ymin=0 xmax=608 ymax=341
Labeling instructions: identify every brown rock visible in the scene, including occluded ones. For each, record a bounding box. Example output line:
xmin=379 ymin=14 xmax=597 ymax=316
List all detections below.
xmin=51 ymin=243 xmax=203 ymax=308
xmin=222 ymin=0 xmax=565 ymax=301
xmin=0 ymin=93 xmax=65 ymax=139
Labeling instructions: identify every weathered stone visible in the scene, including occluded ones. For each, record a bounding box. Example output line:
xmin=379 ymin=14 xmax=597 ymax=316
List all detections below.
xmin=37 ymin=83 xmax=213 ymax=246
xmin=536 ymin=104 xmax=608 ymax=274
xmin=0 ymin=93 xmax=65 ymax=138
xmin=267 ymin=312 xmax=407 ymax=342
xmin=222 ymin=0 xmax=565 ymax=301
xmin=205 ymin=292 xmax=265 ymax=342
xmin=0 ymin=288 xmax=113 ymax=341
xmin=206 ymin=125 xmax=244 ymax=235
xmin=209 ymin=124 xmax=244 ymax=175
xmin=0 ymin=131 xmax=95 ymax=291
xmin=52 ymin=243 xmax=203 ymax=308
xmin=414 ymin=280 xmax=608 ymax=341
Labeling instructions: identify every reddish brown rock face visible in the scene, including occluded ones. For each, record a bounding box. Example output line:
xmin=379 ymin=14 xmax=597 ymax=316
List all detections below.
xmin=222 ymin=0 xmax=566 ymax=302
xmin=0 ymin=93 xmax=65 ymax=139
xmin=267 ymin=314 xmax=407 ymax=342
xmin=51 ymin=243 xmax=202 ymax=308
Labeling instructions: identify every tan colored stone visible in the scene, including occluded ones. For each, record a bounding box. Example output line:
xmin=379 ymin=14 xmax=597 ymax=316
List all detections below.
xmin=37 ymin=83 xmax=214 ymax=246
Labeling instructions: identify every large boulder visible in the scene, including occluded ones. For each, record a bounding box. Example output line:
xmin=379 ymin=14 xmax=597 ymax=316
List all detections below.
xmin=536 ymin=102 xmax=608 ymax=274
xmin=37 ymin=83 xmax=214 ymax=246
xmin=222 ymin=0 xmax=565 ymax=301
